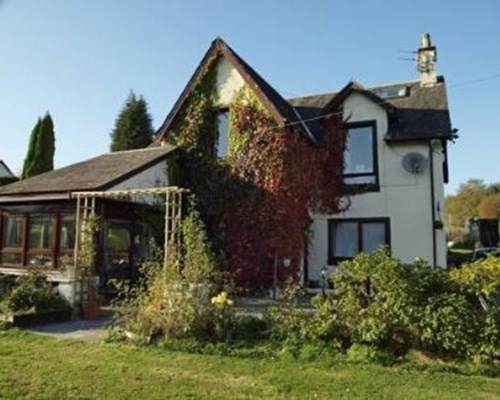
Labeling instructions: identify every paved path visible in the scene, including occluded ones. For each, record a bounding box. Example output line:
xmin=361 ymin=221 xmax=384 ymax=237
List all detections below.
xmin=26 ymin=297 xmax=314 ymax=342
xmin=28 ymin=316 xmax=111 ymax=342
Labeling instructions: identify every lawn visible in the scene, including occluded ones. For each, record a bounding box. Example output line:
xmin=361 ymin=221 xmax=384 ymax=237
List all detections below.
xmin=0 ymin=330 xmax=499 ymax=399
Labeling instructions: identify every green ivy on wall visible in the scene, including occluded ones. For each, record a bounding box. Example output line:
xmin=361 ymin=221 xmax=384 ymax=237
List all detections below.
xmin=165 ymin=54 xmax=347 ymax=289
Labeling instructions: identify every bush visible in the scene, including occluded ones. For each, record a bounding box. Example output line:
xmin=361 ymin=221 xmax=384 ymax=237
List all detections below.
xmin=415 ymin=293 xmax=477 ymax=357
xmin=331 ymin=248 xmax=415 ymax=351
xmin=330 ymin=247 xmax=497 ymax=359
xmin=265 ymin=284 xmax=346 ymax=355
xmin=346 ymin=343 xmax=394 ymax=365
xmin=112 ymin=208 xmax=236 ymax=343
xmin=0 ymin=274 xmax=16 ymax=302
xmin=0 ymin=269 xmax=70 ymax=314
xmin=450 ymin=254 xmax=500 ymax=299
xmin=232 ymin=315 xmax=269 ymax=343
xmin=475 ymin=306 xmax=500 ymax=361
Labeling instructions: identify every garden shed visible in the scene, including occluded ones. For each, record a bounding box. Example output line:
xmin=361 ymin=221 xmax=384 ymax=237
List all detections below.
xmin=0 ymin=146 xmax=182 ymax=304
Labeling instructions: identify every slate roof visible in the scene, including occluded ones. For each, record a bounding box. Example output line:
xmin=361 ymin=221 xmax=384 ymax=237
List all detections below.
xmin=289 ymin=78 xmax=453 ymax=142
xmin=155 ymin=38 xmax=453 ymax=146
xmin=0 ymin=146 xmax=176 ymax=197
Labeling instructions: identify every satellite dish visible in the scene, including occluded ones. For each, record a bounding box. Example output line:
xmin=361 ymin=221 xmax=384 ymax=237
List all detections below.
xmin=402 ymin=152 xmax=428 ymax=174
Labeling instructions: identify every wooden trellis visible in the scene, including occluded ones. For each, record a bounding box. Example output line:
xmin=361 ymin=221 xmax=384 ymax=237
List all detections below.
xmin=70 ymin=186 xmax=189 ymax=301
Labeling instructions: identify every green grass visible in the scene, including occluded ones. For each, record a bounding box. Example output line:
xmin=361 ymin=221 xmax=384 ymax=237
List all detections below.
xmin=0 ymin=330 xmax=499 ymax=399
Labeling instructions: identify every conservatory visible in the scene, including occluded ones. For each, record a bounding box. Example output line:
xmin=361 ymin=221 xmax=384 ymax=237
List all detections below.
xmin=0 ymin=147 xmax=184 ymax=303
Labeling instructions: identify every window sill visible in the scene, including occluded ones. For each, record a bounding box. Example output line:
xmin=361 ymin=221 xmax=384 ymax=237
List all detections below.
xmin=328 ymin=257 xmax=353 ymax=266
xmin=0 ymin=266 xmax=76 ymax=283
xmin=344 ymin=183 xmax=380 ymax=194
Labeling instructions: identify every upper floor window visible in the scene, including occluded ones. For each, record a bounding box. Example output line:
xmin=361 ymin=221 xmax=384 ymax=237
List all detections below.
xmin=216 ymin=109 xmax=230 ymax=157
xmin=343 ymin=121 xmax=378 ymax=185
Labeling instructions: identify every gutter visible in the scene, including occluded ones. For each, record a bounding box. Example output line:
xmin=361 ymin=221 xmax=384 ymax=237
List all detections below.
xmin=0 ymin=193 xmax=71 ymax=203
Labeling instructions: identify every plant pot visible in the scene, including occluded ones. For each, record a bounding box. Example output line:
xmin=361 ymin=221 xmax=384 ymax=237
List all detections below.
xmin=81 ymin=300 xmax=101 ymax=320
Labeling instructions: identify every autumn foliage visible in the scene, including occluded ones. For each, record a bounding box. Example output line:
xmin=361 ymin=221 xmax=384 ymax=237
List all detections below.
xmin=167 ymin=60 xmax=347 ymax=290
xmin=223 ymin=89 xmax=347 ymax=288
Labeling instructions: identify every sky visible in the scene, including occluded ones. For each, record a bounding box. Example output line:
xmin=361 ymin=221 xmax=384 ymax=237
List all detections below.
xmin=1 ymin=1 xmax=499 ymax=194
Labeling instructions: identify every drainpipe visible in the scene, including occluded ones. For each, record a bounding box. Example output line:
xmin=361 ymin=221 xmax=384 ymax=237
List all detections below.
xmin=429 ymin=141 xmax=437 ymax=267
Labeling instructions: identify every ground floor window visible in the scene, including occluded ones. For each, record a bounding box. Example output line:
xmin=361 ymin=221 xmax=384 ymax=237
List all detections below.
xmin=328 ymin=218 xmax=390 ymax=264
xmin=0 ymin=211 xmax=75 ymax=269
xmin=28 ymin=214 xmax=55 ymax=268
xmin=1 ymin=213 xmax=24 ymax=265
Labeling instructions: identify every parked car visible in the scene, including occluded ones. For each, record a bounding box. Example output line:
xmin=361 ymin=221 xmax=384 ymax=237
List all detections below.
xmin=470 ymin=247 xmax=500 ymax=262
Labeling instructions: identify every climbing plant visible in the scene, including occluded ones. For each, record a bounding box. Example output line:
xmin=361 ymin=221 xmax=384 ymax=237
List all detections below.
xmin=223 ymin=87 xmax=347 ymax=288
xmin=166 ymin=55 xmax=347 ymax=289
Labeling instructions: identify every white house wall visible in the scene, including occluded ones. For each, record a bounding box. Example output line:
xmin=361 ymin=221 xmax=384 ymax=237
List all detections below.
xmin=109 ymin=159 xmax=169 ymax=205
xmin=0 ymin=162 xmax=14 ymax=178
xmin=216 ymin=57 xmax=246 ymax=107
xmin=308 ymin=93 xmax=447 ymax=282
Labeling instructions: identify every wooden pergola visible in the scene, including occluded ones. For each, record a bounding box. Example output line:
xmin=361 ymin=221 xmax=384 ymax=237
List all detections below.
xmin=71 ymin=186 xmax=190 ymax=274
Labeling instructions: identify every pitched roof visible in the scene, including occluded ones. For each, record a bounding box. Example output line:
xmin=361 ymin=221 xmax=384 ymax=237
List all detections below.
xmin=0 ymin=146 xmax=176 ymax=197
xmin=288 ymin=78 xmax=453 ymax=141
xmin=154 ymin=38 xmax=313 ymax=143
xmin=0 ymin=160 xmax=16 ymax=178
xmin=155 ymin=37 xmax=452 ymax=145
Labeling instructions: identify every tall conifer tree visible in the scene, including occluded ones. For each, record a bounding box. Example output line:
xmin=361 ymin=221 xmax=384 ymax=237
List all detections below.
xmin=110 ymin=92 xmax=154 ymax=151
xmin=21 ymin=113 xmax=56 ymax=179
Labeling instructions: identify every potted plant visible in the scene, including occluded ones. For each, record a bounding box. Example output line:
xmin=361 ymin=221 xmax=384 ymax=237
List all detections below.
xmin=77 ymin=214 xmax=101 ymax=320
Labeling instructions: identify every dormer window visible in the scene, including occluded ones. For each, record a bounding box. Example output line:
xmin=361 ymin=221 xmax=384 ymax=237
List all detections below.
xmin=343 ymin=121 xmax=378 ymax=186
xmin=216 ymin=109 xmax=230 ymax=157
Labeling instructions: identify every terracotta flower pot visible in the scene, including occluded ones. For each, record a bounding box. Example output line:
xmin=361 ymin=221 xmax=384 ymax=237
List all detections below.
xmin=81 ymin=300 xmax=101 ymax=320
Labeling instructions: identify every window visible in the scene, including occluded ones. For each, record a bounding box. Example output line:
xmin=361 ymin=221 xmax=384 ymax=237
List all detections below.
xmin=328 ymin=218 xmax=390 ymax=263
xmin=2 ymin=214 xmax=24 ymax=248
xmin=58 ymin=214 xmax=76 ymax=266
xmin=344 ymin=122 xmax=378 ymax=185
xmin=60 ymin=215 xmax=76 ymax=250
xmin=0 ymin=212 xmax=76 ymax=269
xmin=105 ymin=220 xmax=131 ymax=269
xmin=1 ymin=213 xmax=24 ymax=265
xmin=216 ymin=109 xmax=229 ymax=157
xmin=29 ymin=215 xmax=53 ymax=250
xmin=27 ymin=214 xmax=54 ymax=268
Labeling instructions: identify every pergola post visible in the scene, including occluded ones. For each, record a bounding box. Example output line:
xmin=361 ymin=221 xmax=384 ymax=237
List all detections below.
xmin=164 ymin=191 xmax=170 ymax=268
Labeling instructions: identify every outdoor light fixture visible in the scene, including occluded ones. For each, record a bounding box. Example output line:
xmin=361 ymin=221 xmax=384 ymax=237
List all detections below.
xmin=320 ymin=265 xmax=328 ymax=296
xmin=282 ymin=258 xmax=291 ymax=268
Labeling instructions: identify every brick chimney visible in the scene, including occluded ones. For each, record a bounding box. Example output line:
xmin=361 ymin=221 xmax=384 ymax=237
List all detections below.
xmin=417 ymin=33 xmax=437 ymax=86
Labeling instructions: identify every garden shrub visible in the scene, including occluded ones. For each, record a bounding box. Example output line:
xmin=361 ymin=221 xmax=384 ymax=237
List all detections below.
xmin=113 ymin=207 xmax=237 ymax=343
xmin=345 ymin=343 xmax=395 ymax=365
xmin=475 ymin=306 xmax=500 ymax=361
xmin=331 ymin=247 xmax=499 ymax=359
xmin=415 ymin=292 xmax=477 ymax=357
xmin=450 ymin=254 xmax=500 ymax=300
xmin=331 ymin=247 xmax=414 ymax=351
xmin=266 ymin=305 xmax=314 ymax=346
xmin=231 ymin=315 xmax=269 ymax=343
xmin=0 ymin=269 xmax=70 ymax=314
xmin=265 ymin=282 xmax=346 ymax=354
xmin=0 ymin=274 xmax=16 ymax=302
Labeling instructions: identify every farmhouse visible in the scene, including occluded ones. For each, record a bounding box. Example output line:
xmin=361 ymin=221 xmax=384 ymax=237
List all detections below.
xmin=0 ymin=33 xmax=454 ymax=300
